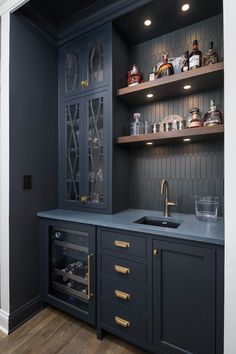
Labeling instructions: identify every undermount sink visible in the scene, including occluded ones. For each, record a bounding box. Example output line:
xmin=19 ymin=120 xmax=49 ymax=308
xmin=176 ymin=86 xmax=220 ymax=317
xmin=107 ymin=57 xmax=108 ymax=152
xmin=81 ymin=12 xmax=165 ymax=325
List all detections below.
xmin=134 ymin=216 xmax=181 ymax=228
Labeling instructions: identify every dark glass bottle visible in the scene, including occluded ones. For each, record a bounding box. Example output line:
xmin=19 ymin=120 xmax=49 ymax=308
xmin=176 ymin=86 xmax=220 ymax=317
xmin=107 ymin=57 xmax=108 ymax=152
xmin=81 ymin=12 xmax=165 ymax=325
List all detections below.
xmin=181 ymin=51 xmax=189 ymax=72
xmin=204 ymin=41 xmax=219 ymax=66
xmin=189 ymin=40 xmax=202 ymax=70
xmin=157 ymin=54 xmax=174 ymax=78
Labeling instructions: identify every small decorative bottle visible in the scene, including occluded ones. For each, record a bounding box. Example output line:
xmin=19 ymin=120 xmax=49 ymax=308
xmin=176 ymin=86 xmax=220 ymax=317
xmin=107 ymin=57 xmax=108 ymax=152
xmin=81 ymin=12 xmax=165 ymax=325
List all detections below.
xmin=130 ymin=113 xmax=143 ymax=135
xmin=204 ymin=41 xmax=219 ymax=66
xmin=189 ymin=40 xmax=202 ymax=70
xmin=157 ymin=54 xmax=174 ymax=78
xmin=149 ymin=66 xmax=156 ymax=81
xmin=203 ymin=99 xmax=223 ymax=126
xmin=181 ymin=51 xmax=189 ymax=72
xmin=188 ymin=108 xmax=202 ymax=128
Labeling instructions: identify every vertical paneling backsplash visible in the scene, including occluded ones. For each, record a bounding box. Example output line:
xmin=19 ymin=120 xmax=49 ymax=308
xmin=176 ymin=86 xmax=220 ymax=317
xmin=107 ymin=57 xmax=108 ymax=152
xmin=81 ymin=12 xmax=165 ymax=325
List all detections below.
xmin=128 ymin=15 xmax=224 ymax=215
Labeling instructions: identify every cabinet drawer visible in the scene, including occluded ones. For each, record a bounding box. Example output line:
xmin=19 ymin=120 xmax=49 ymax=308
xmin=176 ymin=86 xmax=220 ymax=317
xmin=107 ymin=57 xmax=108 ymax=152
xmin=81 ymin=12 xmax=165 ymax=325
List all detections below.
xmin=101 ymin=255 xmax=147 ymax=285
xmin=101 ymin=278 xmax=147 ymax=312
xmin=101 ymin=301 xmax=147 ymax=343
xmin=101 ymin=230 xmax=147 ymax=258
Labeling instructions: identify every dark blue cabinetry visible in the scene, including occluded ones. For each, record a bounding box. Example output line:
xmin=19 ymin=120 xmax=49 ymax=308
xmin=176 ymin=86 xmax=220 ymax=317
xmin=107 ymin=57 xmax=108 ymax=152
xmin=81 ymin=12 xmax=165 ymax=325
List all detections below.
xmin=97 ymin=227 xmax=224 ymax=354
xmin=40 ymin=219 xmax=96 ymax=325
xmin=59 ymin=24 xmax=113 ymax=213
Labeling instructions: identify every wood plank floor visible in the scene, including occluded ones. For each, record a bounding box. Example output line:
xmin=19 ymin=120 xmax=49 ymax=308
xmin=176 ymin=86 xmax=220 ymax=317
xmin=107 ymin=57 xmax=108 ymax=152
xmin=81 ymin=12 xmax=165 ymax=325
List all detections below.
xmin=0 ymin=306 xmax=148 ymax=354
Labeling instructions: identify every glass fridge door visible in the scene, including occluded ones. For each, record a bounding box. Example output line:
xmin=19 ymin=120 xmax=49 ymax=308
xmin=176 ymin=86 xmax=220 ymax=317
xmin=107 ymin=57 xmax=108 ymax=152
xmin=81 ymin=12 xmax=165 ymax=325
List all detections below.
xmin=50 ymin=227 xmax=91 ymax=312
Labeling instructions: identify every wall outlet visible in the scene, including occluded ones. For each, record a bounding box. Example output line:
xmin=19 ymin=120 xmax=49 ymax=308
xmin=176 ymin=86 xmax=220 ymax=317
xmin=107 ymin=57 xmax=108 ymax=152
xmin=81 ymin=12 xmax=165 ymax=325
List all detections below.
xmin=23 ymin=175 xmax=32 ymax=190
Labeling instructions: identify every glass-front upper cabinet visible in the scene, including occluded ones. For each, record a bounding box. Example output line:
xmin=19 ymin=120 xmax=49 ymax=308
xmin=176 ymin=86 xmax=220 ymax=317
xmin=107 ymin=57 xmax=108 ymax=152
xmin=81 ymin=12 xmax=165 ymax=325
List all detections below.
xmin=59 ymin=91 xmax=108 ymax=211
xmin=61 ymin=25 xmax=109 ymax=98
xmin=84 ymin=91 xmax=108 ymax=209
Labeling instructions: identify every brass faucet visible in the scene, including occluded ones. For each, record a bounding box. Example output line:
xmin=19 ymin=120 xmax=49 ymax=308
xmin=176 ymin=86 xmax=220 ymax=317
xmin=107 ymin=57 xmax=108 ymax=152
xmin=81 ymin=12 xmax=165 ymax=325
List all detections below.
xmin=160 ymin=179 xmax=177 ymax=217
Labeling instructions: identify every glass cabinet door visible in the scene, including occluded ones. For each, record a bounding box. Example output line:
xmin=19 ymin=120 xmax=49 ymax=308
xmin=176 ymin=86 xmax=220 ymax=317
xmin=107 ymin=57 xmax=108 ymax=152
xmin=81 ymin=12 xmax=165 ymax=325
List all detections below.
xmin=62 ymin=43 xmax=82 ymax=96
xmin=84 ymin=92 xmax=108 ymax=208
xmin=83 ymin=31 xmax=108 ymax=91
xmin=64 ymin=101 xmax=81 ymax=203
xmin=50 ymin=227 xmax=91 ymax=311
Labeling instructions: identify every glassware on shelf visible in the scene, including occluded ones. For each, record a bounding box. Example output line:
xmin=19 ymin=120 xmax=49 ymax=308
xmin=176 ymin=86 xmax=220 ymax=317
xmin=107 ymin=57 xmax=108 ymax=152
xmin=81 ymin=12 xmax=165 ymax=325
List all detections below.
xmin=96 ymin=168 xmax=104 ymax=183
xmin=204 ymin=41 xmax=219 ymax=66
xmin=188 ymin=108 xmax=202 ymax=128
xmin=130 ymin=113 xmax=143 ymax=135
xmin=203 ymin=99 xmax=223 ymax=126
xmin=150 ymin=120 xmax=159 ymax=134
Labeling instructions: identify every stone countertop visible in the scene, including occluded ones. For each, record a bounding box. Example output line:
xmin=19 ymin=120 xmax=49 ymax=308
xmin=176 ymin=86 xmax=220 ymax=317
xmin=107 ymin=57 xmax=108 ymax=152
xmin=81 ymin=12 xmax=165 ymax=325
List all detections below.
xmin=37 ymin=208 xmax=224 ymax=245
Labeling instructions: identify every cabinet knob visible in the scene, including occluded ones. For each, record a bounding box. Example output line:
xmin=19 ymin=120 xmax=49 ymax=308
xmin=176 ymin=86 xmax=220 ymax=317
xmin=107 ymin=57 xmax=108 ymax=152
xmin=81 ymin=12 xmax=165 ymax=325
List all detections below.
xmin=80 ymin=195 xmax=88 ymax=203
xmin=153 ymin=249 xmax=159 ymax=256
xmin=81 ymin=80 xmax=89 ymax=88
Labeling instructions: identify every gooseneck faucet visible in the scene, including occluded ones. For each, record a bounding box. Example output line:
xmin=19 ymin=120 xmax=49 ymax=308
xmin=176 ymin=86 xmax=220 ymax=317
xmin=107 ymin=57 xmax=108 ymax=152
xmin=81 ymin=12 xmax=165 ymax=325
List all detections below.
xmin=160 ymin=179 xmax=177 ymax=217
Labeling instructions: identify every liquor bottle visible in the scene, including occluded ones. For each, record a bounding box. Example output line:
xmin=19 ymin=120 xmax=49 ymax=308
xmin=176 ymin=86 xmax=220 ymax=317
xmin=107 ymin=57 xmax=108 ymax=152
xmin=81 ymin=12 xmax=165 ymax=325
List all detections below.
xmin=189 ymin=40 xmax=202 ymax=70
xmin=181 ymin=51 xmax=189 ymax=72
xmin=203 ymin=99 xmax=223 ymax=126
xmin=157 ymin=54 xmax=174 ymax=78
xmin=204 ymin=41 xmax=219 ymax=66
xmin=188 ymin=108 xmax=202 ymax=128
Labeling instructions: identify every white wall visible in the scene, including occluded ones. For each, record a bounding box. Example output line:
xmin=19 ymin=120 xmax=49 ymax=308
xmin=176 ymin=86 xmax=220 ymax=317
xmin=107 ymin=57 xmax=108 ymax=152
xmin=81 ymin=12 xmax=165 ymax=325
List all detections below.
xmin=224 ymin=1 xmax=236 ymax=353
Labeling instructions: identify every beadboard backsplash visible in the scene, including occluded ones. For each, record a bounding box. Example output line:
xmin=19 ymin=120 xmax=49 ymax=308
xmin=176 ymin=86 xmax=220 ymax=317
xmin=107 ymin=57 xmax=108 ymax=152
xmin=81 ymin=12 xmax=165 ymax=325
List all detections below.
xmin=127 ymin=14 xmax=224 ymax=215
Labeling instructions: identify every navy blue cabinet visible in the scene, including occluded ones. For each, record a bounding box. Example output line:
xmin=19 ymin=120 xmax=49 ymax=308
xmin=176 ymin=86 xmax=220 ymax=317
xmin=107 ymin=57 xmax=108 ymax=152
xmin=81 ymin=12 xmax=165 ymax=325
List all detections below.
xmin=40 ymin=219 xmax=96 ymax=325
xmin=59 ymin=90 xmax=109 ymax=211
xmin=60 ymin=26 xmax=109 ymax=98
xmin=97 ymin=227 xmax=224 ymax=354
xmin=153 ymin=240 xmax=219 ymax=354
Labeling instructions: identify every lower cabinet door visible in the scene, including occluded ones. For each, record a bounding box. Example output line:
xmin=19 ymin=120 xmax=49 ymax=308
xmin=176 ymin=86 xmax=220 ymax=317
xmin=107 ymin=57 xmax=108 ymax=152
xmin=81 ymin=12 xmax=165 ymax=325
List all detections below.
xmin=153 ymin=240 xmax=216 ymax=354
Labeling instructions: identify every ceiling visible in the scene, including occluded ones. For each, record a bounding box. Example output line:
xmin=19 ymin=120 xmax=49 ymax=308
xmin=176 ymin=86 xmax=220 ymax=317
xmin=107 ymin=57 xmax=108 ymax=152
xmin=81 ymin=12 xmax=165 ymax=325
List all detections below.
xmin=31 ymin=0 xmax=118 ymax=24
xmin=114 ymin=0 xmax=223 ymax=45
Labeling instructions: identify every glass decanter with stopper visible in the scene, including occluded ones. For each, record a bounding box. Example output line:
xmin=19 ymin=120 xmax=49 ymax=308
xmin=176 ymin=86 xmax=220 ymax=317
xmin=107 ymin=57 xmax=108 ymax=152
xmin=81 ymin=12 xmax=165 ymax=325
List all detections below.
xmin=203 ymin=99 xmax=223 ymax=126
xmin=130 ymin=112 xmax=143 ymax=135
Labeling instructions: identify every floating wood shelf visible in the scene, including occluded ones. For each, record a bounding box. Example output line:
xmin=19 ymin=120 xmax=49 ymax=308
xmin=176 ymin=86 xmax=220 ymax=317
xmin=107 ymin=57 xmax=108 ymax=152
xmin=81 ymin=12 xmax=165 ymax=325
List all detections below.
xmin=117 ymin=62 xmax=224 ymax=105
xmin=116 ymin=125 xmax=224 ymax=146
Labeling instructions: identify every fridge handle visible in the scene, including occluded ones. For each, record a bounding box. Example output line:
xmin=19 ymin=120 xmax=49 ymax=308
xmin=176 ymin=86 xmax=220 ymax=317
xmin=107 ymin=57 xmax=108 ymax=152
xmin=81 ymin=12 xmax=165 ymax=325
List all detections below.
xmin=87 ymin=253 xmax=94 ymax=300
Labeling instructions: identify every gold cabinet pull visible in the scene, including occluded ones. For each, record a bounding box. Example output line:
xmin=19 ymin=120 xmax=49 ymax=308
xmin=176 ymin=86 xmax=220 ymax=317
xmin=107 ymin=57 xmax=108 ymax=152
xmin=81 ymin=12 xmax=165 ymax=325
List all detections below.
xmin=115 ymin=265 xmax=130 ymax=274
xmin=87 ymin=253 xmax=93 ymax=300
xmin=153 ymin=249 xmax=159 ymax=256
xmin=114 ymin=316 xmax=130 ymax=328
xmin=114 ymin=240 xmax=130 ymax=248
xmin=80 ymin=195 xmax=88 ymax=203
xmin=81 ymin=80 xmax=89 ymax=88
xmin=115 ymin=289 xmax=130 ymax=300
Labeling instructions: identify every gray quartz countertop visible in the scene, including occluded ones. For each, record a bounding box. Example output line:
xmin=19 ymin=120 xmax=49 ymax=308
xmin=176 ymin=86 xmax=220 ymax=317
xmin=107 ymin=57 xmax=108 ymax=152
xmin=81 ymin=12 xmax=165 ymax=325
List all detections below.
xmin=37 ymin=208 xmax=224 ymax=245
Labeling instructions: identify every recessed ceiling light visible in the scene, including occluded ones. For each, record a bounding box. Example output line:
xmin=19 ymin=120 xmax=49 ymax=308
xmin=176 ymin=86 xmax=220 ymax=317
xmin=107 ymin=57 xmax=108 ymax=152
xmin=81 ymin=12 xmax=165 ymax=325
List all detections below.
xmin=184 ymin=84 xmax=191 ymax=90
xmin=144 ymin=19 xmax=152 ymax=26
xmin=183 ymin=138 xmax=191 ymax=142
xmin=181 ymin=3 xmax=190 ymax=12
xmin=146 ymin=93 xmax=154 ymax=98
xmin=146 ymin=142 xmax=153 ymax=145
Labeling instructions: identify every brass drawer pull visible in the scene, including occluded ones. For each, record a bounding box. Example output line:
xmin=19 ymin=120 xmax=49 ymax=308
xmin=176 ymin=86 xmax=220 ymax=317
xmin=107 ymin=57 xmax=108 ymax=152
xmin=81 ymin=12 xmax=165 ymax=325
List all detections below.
xmin=115 ymin=265 xmax=130 ymax=274
xmin=114 ymin=240 xmax=130 ymax=248
xmin=114 ymin=316 xmax=130 ymax=328
xmin=115 ymin=289 xmax=130 ymax=300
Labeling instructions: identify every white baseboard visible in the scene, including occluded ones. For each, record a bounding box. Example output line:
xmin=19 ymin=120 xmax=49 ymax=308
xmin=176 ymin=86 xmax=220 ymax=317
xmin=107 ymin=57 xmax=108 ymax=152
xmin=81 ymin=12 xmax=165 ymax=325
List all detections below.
xmin=0 ymin=309 xmax=9 ymax=334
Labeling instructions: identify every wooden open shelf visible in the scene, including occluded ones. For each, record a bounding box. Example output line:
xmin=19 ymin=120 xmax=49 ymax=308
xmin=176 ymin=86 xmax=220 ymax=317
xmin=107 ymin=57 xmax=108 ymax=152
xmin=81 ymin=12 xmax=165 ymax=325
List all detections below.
xmin=116 ymin=125 xmax=224 ymax=146
xmin=117 ymin=62 xmax=224 ymax=105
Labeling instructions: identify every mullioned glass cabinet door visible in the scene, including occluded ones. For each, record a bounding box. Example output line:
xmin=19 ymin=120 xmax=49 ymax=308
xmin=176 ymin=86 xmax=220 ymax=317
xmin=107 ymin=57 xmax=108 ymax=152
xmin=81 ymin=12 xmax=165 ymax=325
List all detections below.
xmin=61 ymin=26 xmax=109 ymax=98
xmin=61 ymin=42 xmax=82 ymax=97
xmin=83 ymin=91 xmax=109 ymax=210
xmin=82 ymin=29 xmax=109 ymax=92
xmin=60 ymin=98 xmax=83 ymax=206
